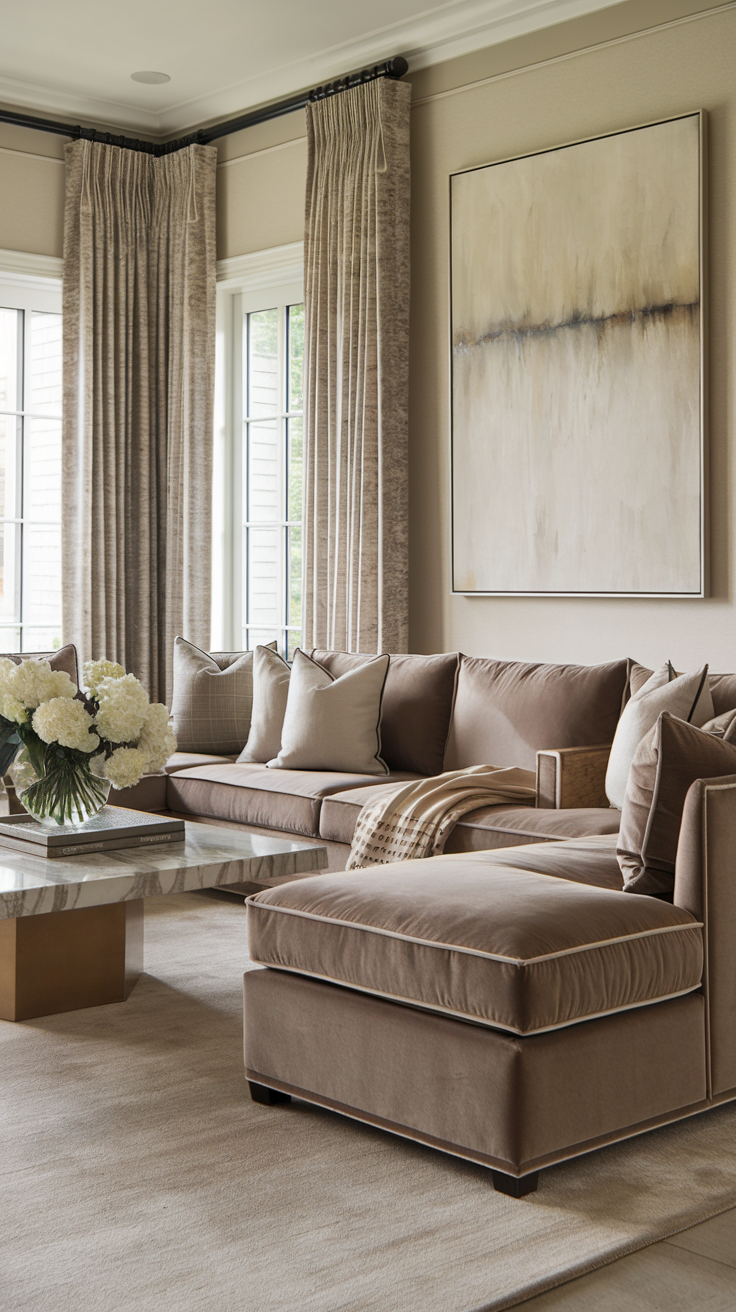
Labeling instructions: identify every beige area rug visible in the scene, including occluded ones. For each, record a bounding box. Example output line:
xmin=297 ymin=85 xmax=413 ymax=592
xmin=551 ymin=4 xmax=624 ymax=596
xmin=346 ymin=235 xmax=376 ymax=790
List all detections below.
xmin=2 ymin=892 xmax=736 ymax=1312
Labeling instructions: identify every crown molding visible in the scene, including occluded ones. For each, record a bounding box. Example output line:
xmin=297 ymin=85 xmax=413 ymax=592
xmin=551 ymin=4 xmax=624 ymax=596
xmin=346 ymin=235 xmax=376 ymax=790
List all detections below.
xmin=0 ymin=73 xmax=161 ymax=134
xmin=216 ymin=242 xmax=304 ymax=290
xmin=0 ymin=0 xmax=637 ymax=138
xmin=0 ymin=247 xmax=62 ymax=285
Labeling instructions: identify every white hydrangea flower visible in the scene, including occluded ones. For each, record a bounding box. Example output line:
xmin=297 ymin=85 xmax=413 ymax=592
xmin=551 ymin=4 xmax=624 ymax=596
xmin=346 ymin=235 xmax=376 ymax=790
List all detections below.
xmin=0 ymin=694 xmax=29 ymax=725
xmin=104 ymin=746 xmax=149 ymax=790
xmin=8 ymin=659 xmax=77 ymax=709
xmin=83 ymin=659 xmax=126 ymax=697
xmin=94 ymin=674 xmax=150 ymax=744
xmin=0 ymin=658 xmax=17 ymax=701
xmin=89 ymin=752 xmax=108 ymax=778
xmin=32 ymin=698 xmax=99 ymax=753
xmin=137 ymin=702 xmax=177 ymax=773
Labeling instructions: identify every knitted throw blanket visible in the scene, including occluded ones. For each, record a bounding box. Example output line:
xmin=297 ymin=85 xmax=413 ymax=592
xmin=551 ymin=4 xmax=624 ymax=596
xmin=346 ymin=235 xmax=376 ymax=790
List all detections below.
xmin=346 ymin=765 xmax=537 ymax=870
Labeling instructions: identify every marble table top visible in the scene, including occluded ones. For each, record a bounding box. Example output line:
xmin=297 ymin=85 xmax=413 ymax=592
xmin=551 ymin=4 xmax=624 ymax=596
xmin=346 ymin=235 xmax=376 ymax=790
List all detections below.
xmin=0 ymin=822 xmax=328 ymax=919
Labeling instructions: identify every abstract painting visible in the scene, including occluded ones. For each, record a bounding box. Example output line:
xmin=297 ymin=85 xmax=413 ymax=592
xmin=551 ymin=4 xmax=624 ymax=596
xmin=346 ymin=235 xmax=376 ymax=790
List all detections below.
xmin=450 ymin=112 xmax=705 ymax=596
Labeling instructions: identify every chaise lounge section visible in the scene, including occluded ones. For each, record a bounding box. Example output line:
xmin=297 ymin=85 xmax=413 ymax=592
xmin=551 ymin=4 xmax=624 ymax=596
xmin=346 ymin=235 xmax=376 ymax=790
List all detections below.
xmin=243 ymin=771 xmax=736 ymax=1195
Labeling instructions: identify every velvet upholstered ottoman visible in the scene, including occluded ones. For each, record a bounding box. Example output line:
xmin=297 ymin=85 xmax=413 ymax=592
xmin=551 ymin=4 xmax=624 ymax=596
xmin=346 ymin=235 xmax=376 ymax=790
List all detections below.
xmin=243 ymin=839 xmax=707 ymax=1196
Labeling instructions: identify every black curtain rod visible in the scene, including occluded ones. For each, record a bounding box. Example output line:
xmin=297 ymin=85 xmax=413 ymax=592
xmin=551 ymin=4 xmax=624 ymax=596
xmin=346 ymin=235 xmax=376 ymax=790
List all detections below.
xmin=0 ymin=56 xmax=409 ymax=157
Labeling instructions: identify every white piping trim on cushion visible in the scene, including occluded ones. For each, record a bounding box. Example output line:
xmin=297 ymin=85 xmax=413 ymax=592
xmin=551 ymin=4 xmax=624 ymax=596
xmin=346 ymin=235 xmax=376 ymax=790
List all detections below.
xmin=247 ymin=957 xmax=701 ymax=1036
xmin=247 ymin=898 xmax=702 ymax=965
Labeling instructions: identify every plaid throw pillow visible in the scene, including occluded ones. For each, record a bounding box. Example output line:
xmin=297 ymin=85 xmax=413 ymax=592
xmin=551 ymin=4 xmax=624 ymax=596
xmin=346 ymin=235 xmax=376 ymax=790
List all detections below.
xmin=171 ymin=637 xmax=276 ymax=755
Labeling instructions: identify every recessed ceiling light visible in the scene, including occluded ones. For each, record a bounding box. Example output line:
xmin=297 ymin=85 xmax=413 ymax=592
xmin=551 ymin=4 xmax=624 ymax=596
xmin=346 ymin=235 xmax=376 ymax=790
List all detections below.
xmin=130 ymin=71 xmax=171 ymax=84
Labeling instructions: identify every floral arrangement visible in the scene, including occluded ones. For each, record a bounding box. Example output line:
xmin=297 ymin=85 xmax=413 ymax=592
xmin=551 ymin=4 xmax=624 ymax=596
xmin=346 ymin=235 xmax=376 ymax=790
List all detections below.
xmin=0 ymin=657 xmax=176 ymax=826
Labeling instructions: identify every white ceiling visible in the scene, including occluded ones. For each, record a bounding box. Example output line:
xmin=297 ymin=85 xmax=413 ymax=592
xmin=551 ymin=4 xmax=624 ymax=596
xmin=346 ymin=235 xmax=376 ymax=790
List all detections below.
xmin=1 ymin=0 xmax=619 ymax=137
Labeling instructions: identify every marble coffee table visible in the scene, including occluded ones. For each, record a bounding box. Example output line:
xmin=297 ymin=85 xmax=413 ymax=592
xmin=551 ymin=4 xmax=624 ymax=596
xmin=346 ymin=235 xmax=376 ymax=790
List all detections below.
xmin=0 ymin=821 xmax=327 ymax=1022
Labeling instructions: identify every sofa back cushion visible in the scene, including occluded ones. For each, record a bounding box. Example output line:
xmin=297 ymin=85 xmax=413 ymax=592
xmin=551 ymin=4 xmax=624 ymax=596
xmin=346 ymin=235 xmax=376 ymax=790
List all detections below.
xmin=443 ymin=655 xmax=631 ymax=772
xmin=310 ymin=650 xmax=459 ymax=776
xmin=631 ymin=663 xmax=736 ymax=716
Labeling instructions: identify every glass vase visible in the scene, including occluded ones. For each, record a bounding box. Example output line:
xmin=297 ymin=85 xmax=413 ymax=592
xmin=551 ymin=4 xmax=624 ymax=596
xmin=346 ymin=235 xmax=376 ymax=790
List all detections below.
xmin=10 ymin=746 xmax=111 ymax=828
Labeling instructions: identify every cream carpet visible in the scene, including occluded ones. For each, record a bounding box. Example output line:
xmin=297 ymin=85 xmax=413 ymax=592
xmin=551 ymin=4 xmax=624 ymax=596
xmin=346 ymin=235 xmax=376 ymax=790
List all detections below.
xmin=2 ymin=892 xmax=736 ymax=1312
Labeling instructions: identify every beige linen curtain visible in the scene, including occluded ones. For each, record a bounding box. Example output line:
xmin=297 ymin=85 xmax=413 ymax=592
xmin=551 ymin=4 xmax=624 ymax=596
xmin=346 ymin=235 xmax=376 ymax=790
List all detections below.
xmin=303 ymin=78 xmax=411 ymax=653
xmin=62 ymin=140 xmax=216 ymax=702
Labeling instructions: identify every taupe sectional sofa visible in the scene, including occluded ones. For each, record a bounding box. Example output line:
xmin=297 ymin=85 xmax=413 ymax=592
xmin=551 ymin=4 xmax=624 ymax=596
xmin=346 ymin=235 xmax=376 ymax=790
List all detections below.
xmin=16 ymin=644 xmax=735 ymax=1197
xmin=137 ymin=650 xmax=630 ymax=866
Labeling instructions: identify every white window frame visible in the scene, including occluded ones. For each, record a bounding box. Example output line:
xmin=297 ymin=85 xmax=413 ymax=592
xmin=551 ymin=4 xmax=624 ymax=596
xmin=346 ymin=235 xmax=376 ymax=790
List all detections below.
xmin=0 ymin=250 xmax=63 ymax=653
xmin=213 ymin=243 xmax=304 ymax=654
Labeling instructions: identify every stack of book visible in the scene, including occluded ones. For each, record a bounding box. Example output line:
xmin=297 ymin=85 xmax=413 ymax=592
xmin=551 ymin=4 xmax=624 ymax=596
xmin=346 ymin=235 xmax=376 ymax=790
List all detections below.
xmin=0 ymin=808 xmax=186 ymax=859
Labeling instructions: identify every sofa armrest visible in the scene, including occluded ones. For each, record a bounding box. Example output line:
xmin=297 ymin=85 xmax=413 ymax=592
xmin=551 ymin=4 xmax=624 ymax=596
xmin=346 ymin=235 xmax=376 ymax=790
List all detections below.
xmin=536 ymin=745 xmax=612 ymax=810
xmin=675 ymin=774 xmax=736 ymax=1099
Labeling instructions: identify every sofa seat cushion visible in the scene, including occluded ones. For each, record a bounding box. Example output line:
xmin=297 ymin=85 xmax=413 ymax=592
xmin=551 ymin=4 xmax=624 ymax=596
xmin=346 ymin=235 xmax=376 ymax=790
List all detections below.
xmin=165 ymin=753 xmax=236 ymax=774
xmin=445 ymin=804 xmax=620 ymax=852
xmin=167 ymin=763 xmax=420 ymax=838
xmin=319 ymin=782 xmax=618 ymax=849
xmin=248 ymin=856 xmax=703 ymax=1036
xmin=473 ymin=834 xmax=623 ymax=890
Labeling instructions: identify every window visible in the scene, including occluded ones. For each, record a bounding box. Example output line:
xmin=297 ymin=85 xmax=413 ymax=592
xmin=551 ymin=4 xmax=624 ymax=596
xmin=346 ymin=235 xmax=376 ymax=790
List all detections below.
xmin=0 ymin=281 xmax=63 ymax=654
xmin=213 ymin=264 xmax=304 ymax=660
xmin=241 ymin=302 xmax=303 ymax=659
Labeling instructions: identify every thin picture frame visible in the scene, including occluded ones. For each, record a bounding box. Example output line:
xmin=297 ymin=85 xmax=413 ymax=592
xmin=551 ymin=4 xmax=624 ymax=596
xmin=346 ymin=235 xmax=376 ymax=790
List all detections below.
xmin=449 ymin=110 xmax=708 ymax=599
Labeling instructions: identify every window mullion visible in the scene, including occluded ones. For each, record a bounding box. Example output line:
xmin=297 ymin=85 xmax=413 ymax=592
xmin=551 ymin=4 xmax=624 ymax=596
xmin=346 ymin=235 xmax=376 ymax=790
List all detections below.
xmin=18 ymin=308 xmax=29 ymax=641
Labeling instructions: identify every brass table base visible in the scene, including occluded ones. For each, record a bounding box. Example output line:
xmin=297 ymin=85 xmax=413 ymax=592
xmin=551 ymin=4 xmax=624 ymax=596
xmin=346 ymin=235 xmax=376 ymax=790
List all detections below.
xmin=0 ymin=900 xmax=143 ymax=1021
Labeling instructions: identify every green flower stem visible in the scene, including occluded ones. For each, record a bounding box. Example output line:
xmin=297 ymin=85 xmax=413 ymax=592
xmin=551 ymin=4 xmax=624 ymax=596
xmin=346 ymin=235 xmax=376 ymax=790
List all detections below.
xmin=0 ymin=718 xmax=21 ymax=775
xmin=17 ymin=745 xmax=109 ymax=826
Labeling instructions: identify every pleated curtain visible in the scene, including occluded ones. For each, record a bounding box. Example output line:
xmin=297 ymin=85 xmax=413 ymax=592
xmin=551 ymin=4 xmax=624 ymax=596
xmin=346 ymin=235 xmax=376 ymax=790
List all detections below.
xmin=302 ymin=78 xmax=411 ymax=653
xmin=62 ymin=139 xmax=217 ymax=702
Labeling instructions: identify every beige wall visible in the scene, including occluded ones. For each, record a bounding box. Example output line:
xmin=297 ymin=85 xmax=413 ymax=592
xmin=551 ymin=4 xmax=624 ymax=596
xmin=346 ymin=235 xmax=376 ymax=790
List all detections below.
xmin=0 ymin=0 xmax=733 ymax=671
xmin=409 ymin=0 xmax=736 ymax=669
xmin=216 ymin=114 xmax=306 ymax=258
xmin=0 ymin=119 xmax=65 ymax=257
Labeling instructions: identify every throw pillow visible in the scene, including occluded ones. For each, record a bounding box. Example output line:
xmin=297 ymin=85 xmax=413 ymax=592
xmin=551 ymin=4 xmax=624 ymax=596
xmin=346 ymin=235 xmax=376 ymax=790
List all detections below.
xmin=238 ymin=646 xmax=292 ymax=764
xmin=701 ymin=708 xmax=736 ymax=742
xmin=605 ymin=663 xmax=713 ymax=809
xmin=1 ymin=644 xmax=79 ymax=686
xmin=268 ymin=649 xmax=389 ymax=774
xmin=310 ymin=650 xmax=459 ymax=775
xmin=170 ymin=636 xmax=276 ymax=755
xmin=618 ymin=712 xmax=736 ymax=897
xmin=630 ymin=664 xmax=736 ymax=719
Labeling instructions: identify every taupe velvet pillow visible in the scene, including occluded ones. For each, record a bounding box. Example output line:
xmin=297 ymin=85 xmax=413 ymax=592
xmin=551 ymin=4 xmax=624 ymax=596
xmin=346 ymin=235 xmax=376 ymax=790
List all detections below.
xmin=618 ymin=712 xmax=736 ymax=898
xmin=1 ymin=644 xmax=79 ymax=686
xmin=701 ymin=708 xmax=736 ymax=741
xmin=311 ymin=650 xmax=459 ymax=775
xmin=171 ymin=637 xmax=276 ymax=755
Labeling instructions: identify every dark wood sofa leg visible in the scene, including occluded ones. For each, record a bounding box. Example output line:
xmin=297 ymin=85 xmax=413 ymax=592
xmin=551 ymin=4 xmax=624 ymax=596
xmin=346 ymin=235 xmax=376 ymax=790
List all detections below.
xmin=248 ymin=1080 xmax=291 ymax=1106
xmin=491 ymin=1169 xmax=539 ymax=1198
